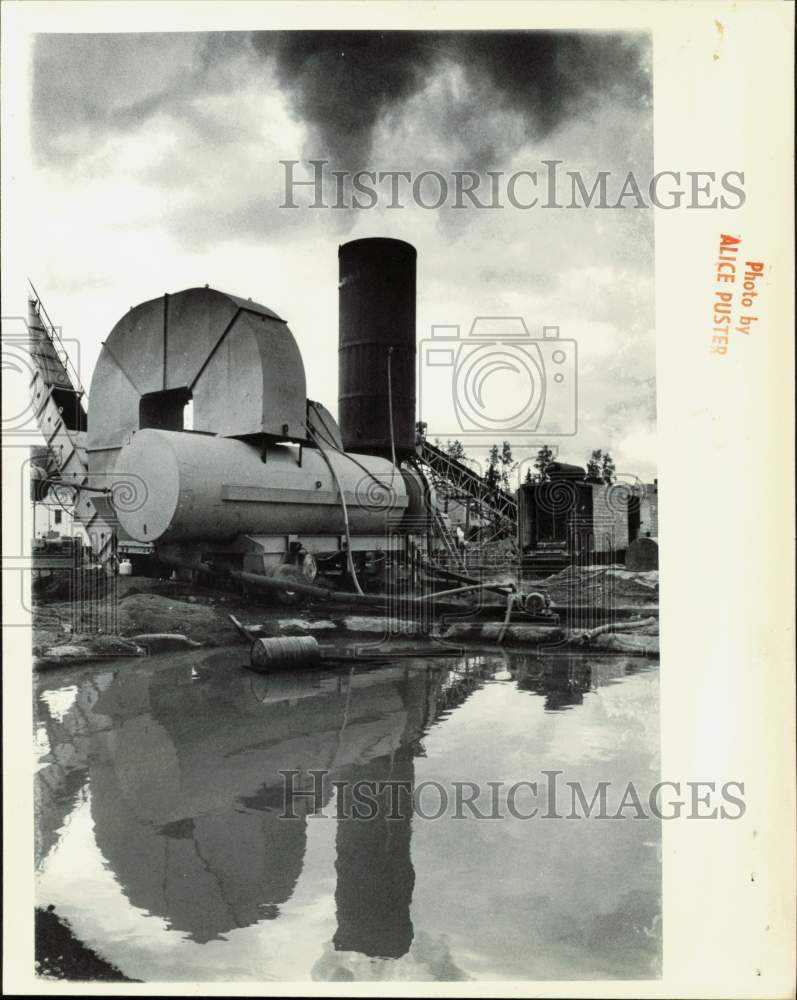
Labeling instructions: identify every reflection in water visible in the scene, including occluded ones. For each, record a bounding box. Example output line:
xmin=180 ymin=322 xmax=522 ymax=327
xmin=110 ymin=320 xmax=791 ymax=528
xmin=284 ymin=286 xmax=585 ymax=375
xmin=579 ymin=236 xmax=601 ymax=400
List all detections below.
xmin=333 ymin=748 xmax=416 ymax=959
xmin=35 ymin=648 xmax=660 ymax=981
xmin=37 ymin=654 xmax=447 ymax=952
xmin=514 ymin=657 xmax=593 ymax=710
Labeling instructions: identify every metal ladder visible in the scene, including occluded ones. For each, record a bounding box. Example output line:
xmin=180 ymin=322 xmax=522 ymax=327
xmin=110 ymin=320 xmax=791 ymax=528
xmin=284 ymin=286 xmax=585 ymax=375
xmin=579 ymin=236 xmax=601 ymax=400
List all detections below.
xmin=27 ymin=284 xmax=117 ymax=565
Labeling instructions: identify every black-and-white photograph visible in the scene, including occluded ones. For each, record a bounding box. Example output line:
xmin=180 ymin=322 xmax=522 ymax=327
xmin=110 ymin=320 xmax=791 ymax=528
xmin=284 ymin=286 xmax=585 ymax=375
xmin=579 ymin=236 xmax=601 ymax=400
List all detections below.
xmin=2 ymin=3 xmax=794 ymax=996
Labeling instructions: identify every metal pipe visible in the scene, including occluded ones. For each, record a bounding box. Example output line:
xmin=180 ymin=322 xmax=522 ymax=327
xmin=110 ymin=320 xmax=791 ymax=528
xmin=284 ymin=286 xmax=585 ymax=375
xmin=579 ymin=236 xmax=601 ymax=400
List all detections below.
xmin=232 ymin=568 xmax=381 ymax=605
xmin=421 ymin=558 xmax=517 ymax=598
xmin=416 ymin=583 xmax=503 ymax=601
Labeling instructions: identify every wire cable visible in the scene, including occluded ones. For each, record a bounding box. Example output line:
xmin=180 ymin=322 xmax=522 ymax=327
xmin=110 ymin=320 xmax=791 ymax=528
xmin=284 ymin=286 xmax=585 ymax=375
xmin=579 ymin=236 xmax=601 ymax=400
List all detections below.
xmin=387 ymin=347 xmax=398 ymax=471
xmin=307 ymin=419 xmax=394 ymax=495
xmin=310 ymin=433 xmax=366 ymax=596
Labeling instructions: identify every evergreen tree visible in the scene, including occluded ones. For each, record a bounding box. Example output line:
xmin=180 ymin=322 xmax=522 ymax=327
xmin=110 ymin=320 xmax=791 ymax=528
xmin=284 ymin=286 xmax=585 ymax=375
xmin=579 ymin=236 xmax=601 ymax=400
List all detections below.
xmin=601 ymin=451 xmax=616 ymax=485
xmin=499 ymin=441 xmax=517 ymax=490
xmin=533 ymin=445 xmax=554 ymax=482
xmin=585 ymin=448 xmax=616 ymax=484
xmin=586 ymin=449 xmax=603 ymax=481
xmin=484 ymin=444 xmax=501 ymax=491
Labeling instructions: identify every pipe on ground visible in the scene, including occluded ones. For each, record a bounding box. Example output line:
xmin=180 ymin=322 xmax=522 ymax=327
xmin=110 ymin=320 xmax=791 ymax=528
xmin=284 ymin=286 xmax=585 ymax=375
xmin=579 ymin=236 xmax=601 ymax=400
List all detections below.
xmin=157 ymin=553 xmax=513 ymax=611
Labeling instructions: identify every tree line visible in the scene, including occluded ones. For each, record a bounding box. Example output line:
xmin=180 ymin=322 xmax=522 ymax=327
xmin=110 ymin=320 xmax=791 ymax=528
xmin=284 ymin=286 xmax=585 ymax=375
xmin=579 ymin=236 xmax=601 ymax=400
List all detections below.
xmin=434 ymin=439 xmax=616 ymax=490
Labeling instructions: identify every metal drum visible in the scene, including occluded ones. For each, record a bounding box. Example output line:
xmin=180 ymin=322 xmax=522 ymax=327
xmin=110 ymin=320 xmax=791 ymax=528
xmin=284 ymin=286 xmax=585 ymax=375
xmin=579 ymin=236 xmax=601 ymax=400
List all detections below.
xmin=250 ymin=635 xmax=322 ymax=671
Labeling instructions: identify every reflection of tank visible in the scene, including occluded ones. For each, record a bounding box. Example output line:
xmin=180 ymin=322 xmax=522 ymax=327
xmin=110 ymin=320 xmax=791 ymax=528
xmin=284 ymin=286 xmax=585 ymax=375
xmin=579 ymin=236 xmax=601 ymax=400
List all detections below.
xmin=90 ymin=760 xmax=306 ymax=942
xmin=35 ymin=653 xmax=500 ymax=954
xmin=82 ymin=656 xmax=438 ymax=944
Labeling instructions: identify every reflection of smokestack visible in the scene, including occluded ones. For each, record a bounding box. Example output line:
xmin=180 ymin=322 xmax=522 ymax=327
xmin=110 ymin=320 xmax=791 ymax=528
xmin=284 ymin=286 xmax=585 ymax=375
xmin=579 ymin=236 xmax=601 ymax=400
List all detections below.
xmin=333 ymin=749 xmax=416 ymax=959
xmin=338 ymin=238 xmax=417 ymax=459
xmin=331 ymin=668 xmax=433 ymax=959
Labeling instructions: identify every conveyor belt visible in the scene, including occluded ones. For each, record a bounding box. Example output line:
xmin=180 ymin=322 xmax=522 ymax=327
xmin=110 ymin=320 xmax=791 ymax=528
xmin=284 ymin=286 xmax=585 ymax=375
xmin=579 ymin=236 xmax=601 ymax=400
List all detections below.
xmin=415 ymin=438 xmax=517 ymax=530
xmin=27 ymin=287 xmax=117 ymax=564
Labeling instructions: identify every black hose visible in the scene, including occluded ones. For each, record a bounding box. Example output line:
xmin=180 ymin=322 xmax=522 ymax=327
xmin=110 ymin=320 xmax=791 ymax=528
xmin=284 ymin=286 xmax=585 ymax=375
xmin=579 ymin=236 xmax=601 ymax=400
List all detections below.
xmin=230 ymin=569 xmax=499 ymax=609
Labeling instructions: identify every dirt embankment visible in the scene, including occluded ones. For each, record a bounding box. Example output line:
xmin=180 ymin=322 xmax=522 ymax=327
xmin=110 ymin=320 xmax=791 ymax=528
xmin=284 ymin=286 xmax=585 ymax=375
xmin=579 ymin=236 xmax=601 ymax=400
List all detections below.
xmin=33 ymin=578 xmax=253 ymax=668
xmin=541 ymin=565 xmax=659 ymax=608
xmin=32 ymin=569 xmax=660 ymax=669
xmin=35 ymin=906 xmax=138 ymax=982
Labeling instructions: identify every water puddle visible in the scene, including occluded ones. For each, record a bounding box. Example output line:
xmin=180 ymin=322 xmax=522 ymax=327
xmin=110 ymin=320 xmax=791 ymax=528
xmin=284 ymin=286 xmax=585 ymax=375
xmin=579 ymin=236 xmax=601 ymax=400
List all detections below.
xmin=34 ymin=647 xmax=660 ymax=982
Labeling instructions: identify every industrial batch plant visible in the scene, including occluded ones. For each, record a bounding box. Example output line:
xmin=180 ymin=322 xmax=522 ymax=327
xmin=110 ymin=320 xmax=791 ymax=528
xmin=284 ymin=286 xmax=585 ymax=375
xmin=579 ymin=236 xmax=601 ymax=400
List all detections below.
xmin=30 ymin=239 xmax=436 ymax=595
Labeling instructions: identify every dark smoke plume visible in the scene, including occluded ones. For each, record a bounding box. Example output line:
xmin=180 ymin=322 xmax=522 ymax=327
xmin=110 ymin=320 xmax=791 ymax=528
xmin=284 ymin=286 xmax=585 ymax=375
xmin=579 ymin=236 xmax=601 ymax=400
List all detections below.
xmin=32 ymin=31 xmax=649 ymax=170
xmin=254 ymin=30 xmax=650 ymax=168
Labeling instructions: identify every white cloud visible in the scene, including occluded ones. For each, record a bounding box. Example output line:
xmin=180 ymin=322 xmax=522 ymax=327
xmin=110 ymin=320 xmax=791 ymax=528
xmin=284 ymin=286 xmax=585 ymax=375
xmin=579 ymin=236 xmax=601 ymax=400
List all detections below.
xmin=28 ymin=30 xmax=656 ymax=481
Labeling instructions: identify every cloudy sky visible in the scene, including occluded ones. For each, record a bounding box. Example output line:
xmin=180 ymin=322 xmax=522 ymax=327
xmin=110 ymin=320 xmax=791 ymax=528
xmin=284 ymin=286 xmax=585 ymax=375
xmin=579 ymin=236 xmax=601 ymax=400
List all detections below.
xmin=30 ymin=30 xmax=655 ymax=481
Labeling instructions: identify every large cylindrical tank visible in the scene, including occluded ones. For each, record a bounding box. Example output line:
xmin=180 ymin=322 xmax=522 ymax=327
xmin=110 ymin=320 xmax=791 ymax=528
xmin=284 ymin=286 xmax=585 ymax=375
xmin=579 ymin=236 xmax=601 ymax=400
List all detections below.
xmin=112 ymin=429 xmax=411 ymax=545
xmin=338 ymin=238 xmax=417 ymax=459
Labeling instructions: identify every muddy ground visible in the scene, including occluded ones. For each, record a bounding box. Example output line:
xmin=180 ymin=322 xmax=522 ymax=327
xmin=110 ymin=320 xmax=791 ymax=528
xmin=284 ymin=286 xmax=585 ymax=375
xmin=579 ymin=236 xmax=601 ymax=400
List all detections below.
xmin=33 ymin=576 xmax=286 ymax=667
xmin=32 ymin=566 xmax=659 ymax=669
xmin=35 ymin=907 xmax=139 ymax=982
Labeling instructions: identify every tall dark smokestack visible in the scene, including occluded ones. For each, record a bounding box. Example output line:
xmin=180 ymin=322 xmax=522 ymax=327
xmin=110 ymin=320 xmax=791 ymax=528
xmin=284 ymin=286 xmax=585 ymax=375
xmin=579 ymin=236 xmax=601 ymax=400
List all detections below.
xmin=337 ymin=238 xmax=417 ymax=460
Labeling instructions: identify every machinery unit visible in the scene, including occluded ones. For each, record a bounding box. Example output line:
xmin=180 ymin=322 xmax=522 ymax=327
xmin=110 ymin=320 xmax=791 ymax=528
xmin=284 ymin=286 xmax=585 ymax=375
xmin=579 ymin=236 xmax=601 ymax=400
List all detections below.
xmin=518 ymin=463 xmax=643 ymax=562
xmin=48 ymin=242 xmax=430 ymax=587
xmin=29 ymin=239 xmax=539 ymax=596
